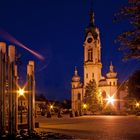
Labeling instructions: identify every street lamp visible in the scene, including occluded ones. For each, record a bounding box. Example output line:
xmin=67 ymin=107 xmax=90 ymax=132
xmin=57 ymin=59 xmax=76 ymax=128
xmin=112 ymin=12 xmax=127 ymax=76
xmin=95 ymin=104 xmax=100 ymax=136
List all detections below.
xmin=83 ymin=104 xmax=87 ymax=109
xmin=136 ymin=102 xmax=140 ymax=108
xmin=106 ymin=95 xmax=115 ymax=105
xmin=18 ymin=89 xmax=24 ymax=96
xmin=82 ymin=103 xmax=87 ymax=115
xmin=50 ymin=105 xmax=54 ymax=110
xmin=18 ymin=88 xmax=25 ymax=124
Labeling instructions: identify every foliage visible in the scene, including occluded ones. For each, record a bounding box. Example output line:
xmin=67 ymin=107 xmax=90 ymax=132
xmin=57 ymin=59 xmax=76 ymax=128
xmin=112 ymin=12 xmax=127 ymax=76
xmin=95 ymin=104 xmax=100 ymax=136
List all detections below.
xmin=115 ymin=0 xmax=140 ymax=60
xmin=128 ymin=70 xmax=140 ymax=99
xmin=36 ymin=93 xmax=46 ymax=101
xmin=62 ymin=99 xmax=71 ymax=109
xmin=38 ymin=103 xmax=46 ymax=116
xmin=84 ymin=79 xmax=103 ymax=113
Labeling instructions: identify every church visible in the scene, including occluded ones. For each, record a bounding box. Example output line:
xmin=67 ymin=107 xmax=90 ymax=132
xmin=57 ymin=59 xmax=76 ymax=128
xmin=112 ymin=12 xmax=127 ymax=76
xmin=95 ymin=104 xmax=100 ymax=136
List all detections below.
xmin=71 ymin=8 xmax=120 ymax=114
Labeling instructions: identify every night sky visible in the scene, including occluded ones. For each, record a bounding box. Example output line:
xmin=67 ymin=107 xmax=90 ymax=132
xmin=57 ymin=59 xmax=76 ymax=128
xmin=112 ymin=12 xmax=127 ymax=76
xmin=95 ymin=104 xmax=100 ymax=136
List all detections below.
xmin=0 ymin=0 xmax=140 ymax=101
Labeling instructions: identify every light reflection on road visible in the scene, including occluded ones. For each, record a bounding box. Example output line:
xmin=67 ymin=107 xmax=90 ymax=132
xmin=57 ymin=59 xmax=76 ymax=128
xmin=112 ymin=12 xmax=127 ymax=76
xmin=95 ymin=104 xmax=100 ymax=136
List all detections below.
xmin=36 ymin=115 xmax=140 ymax=140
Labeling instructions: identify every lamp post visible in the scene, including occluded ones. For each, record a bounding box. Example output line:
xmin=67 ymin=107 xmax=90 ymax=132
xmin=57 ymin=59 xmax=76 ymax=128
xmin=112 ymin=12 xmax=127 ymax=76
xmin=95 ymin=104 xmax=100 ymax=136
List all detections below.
xmin=82 ymin=103 xmax=87 ymax=115
xmin=18 ymin=89 xmax=24 ymax=124
xmin=49 ymin=104 xmax=54 ymax=114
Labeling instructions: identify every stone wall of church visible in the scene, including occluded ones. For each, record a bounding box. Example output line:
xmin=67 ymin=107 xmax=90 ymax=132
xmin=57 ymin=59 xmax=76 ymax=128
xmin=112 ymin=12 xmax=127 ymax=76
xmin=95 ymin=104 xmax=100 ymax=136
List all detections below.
xmin=71 ymin=88 xmax=83 ymax=112
xmin=99 ymin=85 xmax=118 ymax=110
xmin=84 ymin=63 xmax=102 ymax=86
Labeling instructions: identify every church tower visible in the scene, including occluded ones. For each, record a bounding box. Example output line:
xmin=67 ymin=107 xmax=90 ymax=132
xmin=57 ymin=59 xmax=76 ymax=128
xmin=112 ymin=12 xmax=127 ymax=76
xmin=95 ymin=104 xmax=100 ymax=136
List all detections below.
xmin=83 ymin=9 xmax=102 ymax=87
xmin=71 ymin=67 xmax=83 ymax=114
xmin=71 ymin=3 xmax=119 ymax=114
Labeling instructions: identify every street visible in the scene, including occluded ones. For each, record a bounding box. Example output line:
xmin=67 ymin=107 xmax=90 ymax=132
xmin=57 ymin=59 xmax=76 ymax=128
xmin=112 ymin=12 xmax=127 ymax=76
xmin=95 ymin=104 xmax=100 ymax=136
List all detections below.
xmin=36 ymin=115 xmax=140 ymax=140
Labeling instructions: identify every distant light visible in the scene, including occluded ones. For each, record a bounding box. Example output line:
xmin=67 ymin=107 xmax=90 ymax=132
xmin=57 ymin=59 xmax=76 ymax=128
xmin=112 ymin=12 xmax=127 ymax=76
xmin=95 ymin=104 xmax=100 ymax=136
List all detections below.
xmin=50 ymin=105 xmax=54 ymax=109
xmin=136 ymin=103 xmax=140 ymax=107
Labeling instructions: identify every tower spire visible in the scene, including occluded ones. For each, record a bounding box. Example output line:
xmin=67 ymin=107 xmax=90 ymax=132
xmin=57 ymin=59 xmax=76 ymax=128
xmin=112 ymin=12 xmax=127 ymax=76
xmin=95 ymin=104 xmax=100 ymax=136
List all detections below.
xmin=74 ymin=66 xmax=78 ymax=76
xmin=110 ymin=61 xmax=114 ymax=72
xmin=89 ymin=0 xmax=95 ymax=27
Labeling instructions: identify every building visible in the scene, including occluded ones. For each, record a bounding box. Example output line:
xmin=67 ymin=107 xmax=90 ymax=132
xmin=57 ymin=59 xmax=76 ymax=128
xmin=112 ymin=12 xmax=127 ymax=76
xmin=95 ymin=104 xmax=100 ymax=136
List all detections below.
xmin=71 ymin=8 xmax=119 ymax=114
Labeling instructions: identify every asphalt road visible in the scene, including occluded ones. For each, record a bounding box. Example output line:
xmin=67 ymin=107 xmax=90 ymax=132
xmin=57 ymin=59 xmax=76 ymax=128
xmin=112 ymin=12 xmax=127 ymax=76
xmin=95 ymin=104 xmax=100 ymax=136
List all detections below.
xmin=36 ymin=115 xmax=140 ymax=140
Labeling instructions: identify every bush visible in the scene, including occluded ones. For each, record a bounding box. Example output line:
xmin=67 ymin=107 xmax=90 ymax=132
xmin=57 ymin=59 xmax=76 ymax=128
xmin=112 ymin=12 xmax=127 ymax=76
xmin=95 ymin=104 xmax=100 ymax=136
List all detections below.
xmin=46 ymin=111 xmax=51 ymax=118
xmin=41 ymin=111 xmax=46 ymax=116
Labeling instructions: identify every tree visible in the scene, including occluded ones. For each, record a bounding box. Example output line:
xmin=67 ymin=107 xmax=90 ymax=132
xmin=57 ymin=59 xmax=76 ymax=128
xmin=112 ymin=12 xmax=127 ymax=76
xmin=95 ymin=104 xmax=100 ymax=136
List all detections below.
xmin=62 ymin=99 xmax=71 ymax=109
xmin=36 ymin=93 xmax=46 ymax=101
xmin=115 ymin=0 xmax=140 ymax=60
xmin=84 ymin=79 xmax=103 ymax=113
xmin=128 ymin=70 xmax=140 ymax=100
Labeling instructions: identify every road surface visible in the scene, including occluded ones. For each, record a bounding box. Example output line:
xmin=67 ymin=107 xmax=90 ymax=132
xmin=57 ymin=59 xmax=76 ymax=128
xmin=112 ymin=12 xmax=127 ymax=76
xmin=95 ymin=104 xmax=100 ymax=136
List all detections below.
xmin=36 ymin=115 xmax=140 ymax=139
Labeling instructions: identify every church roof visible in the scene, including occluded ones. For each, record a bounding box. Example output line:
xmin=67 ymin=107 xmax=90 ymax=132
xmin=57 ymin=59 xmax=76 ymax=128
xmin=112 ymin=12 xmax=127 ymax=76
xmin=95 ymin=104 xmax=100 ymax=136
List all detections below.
xmin=72 ymin=67 xmax=80 ymax=82
xmin=106 ymin=62 xmax=117 ymax=78
xmin=85 ymin=9 xmax=98 ymax=39
xmin=99 ymin=78 xmax=108 ymax=86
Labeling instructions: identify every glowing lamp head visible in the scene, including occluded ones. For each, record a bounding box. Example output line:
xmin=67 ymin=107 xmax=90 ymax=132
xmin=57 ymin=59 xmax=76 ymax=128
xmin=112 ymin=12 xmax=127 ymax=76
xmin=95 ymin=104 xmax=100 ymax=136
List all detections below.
xmin=83 ymin=104 xmax=87 ymax=109
xmin=18 ymin=88 xmax=24 ymax=96
xmin=106 ymin=95 xmax=115 ymax=105
xmin=136 ymin=103 xmax=140 ymax=107
xmin=50 ymin=105 xmax=53 ymax=109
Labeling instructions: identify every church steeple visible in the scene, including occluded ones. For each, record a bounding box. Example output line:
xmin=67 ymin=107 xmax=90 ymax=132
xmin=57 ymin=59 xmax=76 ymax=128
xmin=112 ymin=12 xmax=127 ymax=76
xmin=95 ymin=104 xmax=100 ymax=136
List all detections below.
xmin=89 ymin=7 xmax=95 ymax=27
xmin=110 ymin=62 xmax=114 ymax=72
xmin=106 ymin=62 xmax=117 ymax=78
xmin=83 ymin=0 xmax=102 ymax=86
xmin=88 ymin=0 xmax=95 ymax=28
xmin=85 ymin=1 xmax=98 ymax=39
xmin=72 ymin=66 xmax=80 ymax=82
xmin=74 ymin=66 xmax=78 ymax=76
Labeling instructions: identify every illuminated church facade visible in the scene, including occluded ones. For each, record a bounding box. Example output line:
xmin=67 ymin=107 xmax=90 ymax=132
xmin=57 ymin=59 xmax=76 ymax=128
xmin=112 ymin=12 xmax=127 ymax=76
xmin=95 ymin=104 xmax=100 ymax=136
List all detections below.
xmin=71 ymin=9 xmax=119 ymax=113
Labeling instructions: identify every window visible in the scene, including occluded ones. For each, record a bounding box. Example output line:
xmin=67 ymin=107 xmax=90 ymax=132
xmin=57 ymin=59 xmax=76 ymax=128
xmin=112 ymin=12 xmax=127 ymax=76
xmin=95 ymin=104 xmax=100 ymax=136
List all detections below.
xmin=88 ymin=48 xmax=93 ymax=61
xmin=86 ymin=73 xmax=88 ymax=78
xmin=113 ymin=82 xmax=115 ymax=86
xmin=110 ymin=82 xmax=111 ymax=86
xmin=92 ymin=73 xmax=94 ymax=78
xmin=78 ymin=93 xmax=81 ymax=100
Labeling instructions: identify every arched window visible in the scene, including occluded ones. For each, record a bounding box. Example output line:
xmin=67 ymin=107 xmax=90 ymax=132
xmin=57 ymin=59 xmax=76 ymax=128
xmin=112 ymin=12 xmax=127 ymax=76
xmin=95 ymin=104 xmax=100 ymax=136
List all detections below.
xmin=92 ymin=73 xmax=94 ymax=78
xmin=88 ymin=49 xmax=93 ymax=61
xmin=77 ymin=93 xmax=81 ymax=100
xmin=102 ymin=91 xmax=106 ymax=98
xmin=86 ymin=73 xmax=88 ymax=78
xmin=113 ymin=82 xmax=115 ymax=86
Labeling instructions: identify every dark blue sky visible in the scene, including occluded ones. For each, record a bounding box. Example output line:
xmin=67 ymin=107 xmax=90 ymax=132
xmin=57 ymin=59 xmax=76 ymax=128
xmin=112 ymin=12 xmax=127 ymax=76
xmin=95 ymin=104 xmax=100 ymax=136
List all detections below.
xmin=0 ymin=0 xmax=140 ymax=101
